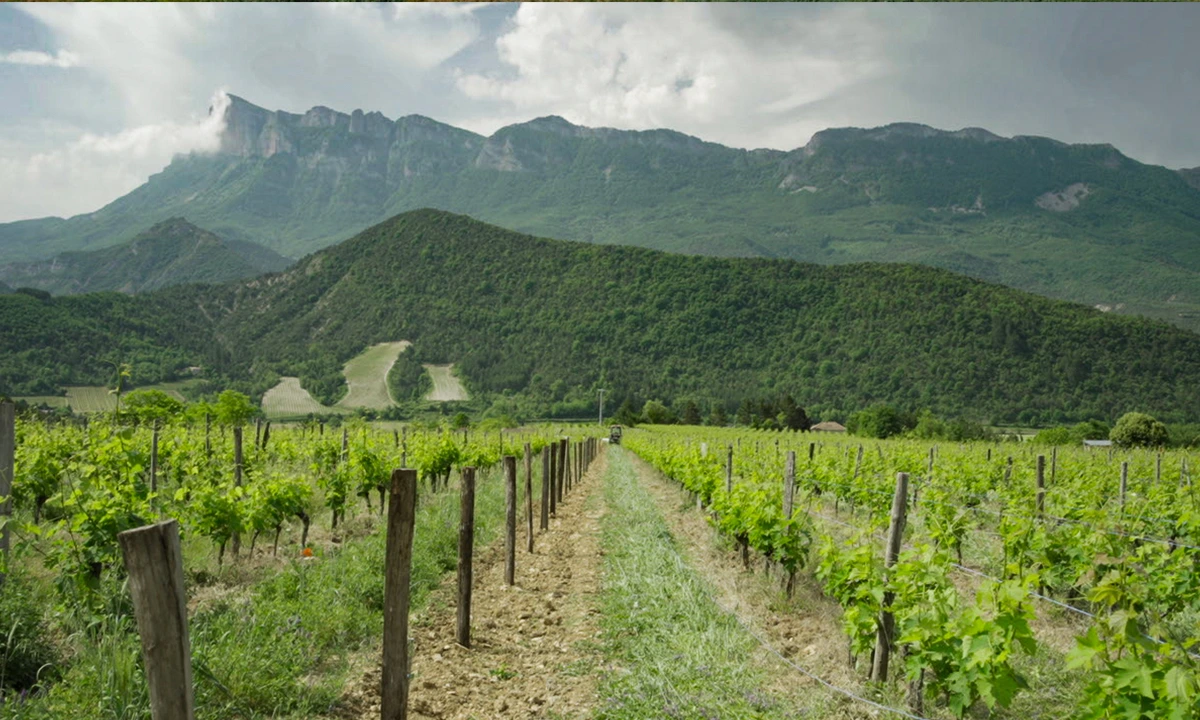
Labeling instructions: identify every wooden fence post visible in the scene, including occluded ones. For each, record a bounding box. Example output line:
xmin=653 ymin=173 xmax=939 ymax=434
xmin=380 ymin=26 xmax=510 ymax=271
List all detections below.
xmin=504 ymin=456 xmax=517 ymax=586
xmin=261 ymin=421 xmax=271 ymax=451
xmin=871 ymin=472 xmax=909 ymax=683
xmin=150 ymin=425 xmax=160 ymax=494
xmin=204 ymin=413 xmax=212 ymax=458
xmin=457 ymin=467 xmax=476 ymax=648
xmin=232 ymin=426 xmax=244 ymax=556
xmin=1036 ymin=455 xmax=1046 ymax=518
xmin=118 ymin=520 xmax=195 ymax=720
xmin=726 ymin=445 xmax=734 ymax=495
xmin=382 ymin=469 xmax=417 ymax=720
xmin=540 ymin=449 xmax=550 ymax=530
xmin=0 ymin=402 xmax=14 ymax=583
xmin=548 ymin=442 xmax=557 ymax=518
xmin=1050 ymin=447 xmax=1057 ymax=486
xmin=557 ymin=439 xmax=567 ymax=505
xmin=783 ymin=451 xmax=796 ymax=521
xmin=1120 ymin=462 xmax=1129 ymax=513
xmin=524 ymin=443 xmax=534 ymax=552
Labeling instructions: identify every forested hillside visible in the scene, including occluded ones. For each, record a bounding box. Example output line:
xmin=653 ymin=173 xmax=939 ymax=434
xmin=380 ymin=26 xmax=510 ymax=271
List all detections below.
xmin=3 ymin=210 xmax=1199 ymax=425
xmin=0 ymin=218 xmax=290 ymax=295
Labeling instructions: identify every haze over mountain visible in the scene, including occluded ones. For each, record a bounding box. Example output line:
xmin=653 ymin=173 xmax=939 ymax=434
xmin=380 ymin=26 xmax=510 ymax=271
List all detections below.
xmin=3 ymin=96 xmax=1200 ymax=330
xmin=0 ymin=218 xmax=290 ymax=295
xmin=3 ymin=210 xmax=1199 ymax=425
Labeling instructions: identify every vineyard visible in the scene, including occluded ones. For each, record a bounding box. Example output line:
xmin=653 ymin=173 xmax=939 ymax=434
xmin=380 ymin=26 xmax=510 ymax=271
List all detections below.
xmin=2 ymin=405 xmax=1199 ymax=719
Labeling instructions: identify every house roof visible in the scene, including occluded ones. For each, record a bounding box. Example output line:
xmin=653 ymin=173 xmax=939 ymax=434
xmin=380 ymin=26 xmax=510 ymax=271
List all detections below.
xmin=1083 ymin=439 xmax=1113 ymax=447
xmin=812 ymin=421 xmax=847 ymax=432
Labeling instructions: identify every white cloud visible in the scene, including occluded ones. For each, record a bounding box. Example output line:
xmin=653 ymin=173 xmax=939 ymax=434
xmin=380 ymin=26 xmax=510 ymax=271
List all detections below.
xmin=455 ymin=4 xmax=893 ymax=150
xmin=0 ymin=92 xmax=228 ymax=222
xmin=0 ymin=49 xmax=79 ymax=68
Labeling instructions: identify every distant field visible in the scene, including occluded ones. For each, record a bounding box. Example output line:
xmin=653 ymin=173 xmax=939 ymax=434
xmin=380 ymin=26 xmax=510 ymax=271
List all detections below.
xmin=15 ymin=395 xmax=69 ymax=408
xmin=336 ymin=341 xmax=411 ymax=410
xmin=262 ymin=377 xmax=340 ymax=418
xmin=423 ymin=364 xmax=468 ymax=402
xmin=65 ymin=386 xmax=118 ymax=413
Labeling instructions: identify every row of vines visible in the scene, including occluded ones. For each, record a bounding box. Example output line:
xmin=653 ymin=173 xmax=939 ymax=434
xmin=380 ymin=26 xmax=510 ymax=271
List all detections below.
xmin=624 ymin=426 xmax=1199 ymax=719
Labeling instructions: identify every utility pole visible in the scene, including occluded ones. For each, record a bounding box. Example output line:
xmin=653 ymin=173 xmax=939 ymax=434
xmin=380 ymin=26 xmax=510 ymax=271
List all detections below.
xmin=598 ymin=389 xmax=606 ymax=426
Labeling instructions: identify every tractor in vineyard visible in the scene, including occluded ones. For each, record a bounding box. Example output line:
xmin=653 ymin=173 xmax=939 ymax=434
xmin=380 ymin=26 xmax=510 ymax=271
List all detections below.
xmin=608 ymin=424 xmax=622 ymax=444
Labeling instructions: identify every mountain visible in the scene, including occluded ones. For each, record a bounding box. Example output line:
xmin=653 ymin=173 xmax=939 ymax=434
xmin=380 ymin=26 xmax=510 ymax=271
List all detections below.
xmin=1182 ymin=167 xmax=1200 ymax=192
xmin=0 ymin=218 xmax=290 ymax=295
xmin=3 ymin=209 xmax=1200 ymax=425
xmin=2 ymin=97 xmax=1200 ymax=331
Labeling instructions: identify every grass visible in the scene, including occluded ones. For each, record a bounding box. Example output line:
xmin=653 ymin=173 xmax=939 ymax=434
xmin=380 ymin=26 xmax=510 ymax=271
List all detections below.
xmin=261 ymin=377 xmax=341 ymax=419
xmin=3 ymin=465 xmax=508 ymax=720
xmin=593 ymin=448 xmax=800 ymax=719
xmin=422 ymin=364 xmax=468 ymax=402
xmin=336 ymin=341 xmax=411 ymax=410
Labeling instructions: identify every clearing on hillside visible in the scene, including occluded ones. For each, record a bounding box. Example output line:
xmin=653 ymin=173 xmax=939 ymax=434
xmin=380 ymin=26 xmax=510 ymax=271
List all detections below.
xmin=262 ymin=377 xmax=338 ymax=418
xmin=335 ymin=341 xmax=411 ymax=409
xmin=65 ymin=386 xmax=118 ymax=413
xmin=423 ymin=364 xmax=468 ymax=401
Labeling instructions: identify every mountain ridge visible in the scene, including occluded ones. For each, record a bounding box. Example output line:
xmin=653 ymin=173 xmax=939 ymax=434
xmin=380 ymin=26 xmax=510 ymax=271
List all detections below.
xmin=0 ymin=218 xmax=290 ymax=295
xmin=3 ymin=95 xmax=1200 ymax=332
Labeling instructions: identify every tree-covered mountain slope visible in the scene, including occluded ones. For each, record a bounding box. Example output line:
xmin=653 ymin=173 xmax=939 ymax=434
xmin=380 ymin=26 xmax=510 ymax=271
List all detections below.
xmin=3 ymin=209 xmax=1199 ymax=425
xmin=0 ymin=218 xmax=290 ymax=295
xmin=2 ymin=96 xmax=1199 ymax=331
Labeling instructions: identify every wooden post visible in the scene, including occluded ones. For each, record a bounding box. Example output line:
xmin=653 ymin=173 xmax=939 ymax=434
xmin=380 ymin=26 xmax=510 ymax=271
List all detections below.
xmin=261 ymin=421 xmax=271 ymax=451
xmin=341 ymin=428 xmax=349 ymax=461
xmin=1156 ymin=453 xmax=1162 ymax=483
xmin=726 ymin=445 xmax=734 ymax=495
xmin=504 ymin=456 xmax=516 ymax=586
xmin=151 ymin=425 xmax=160 ymax=493
xmin=233 ymin=426 xmax=244 ymax=486
xmin=1005 ymin=456 xmax=1013 ymax=484
xmin=853 ymin=445 xmax=864 ymax=479
xmin=783 ymin=451 xmax=796 ymax=521
xmin=382 ymin=469 xmax=417 ymax=720
xmin=1050 ymin=447 xmax=1057 ymax=485
xmin=1120 ymin=462 xmax=1129 ymax=513
xmin=254 ymin=418 xmax=262 ymax=450
xmin=557 ymin=439 xmax=567 ymax=505
xmin=204 ymin=413 xmax=212 ymax=457
xmin=118 ymin=520 xmax=195 ymax=720
xmin=0 ymin=402 xmax=14 ymax=581
xmin=525 ymin=443 xmax=534 ymax=552
xmin=548 ymin=442 xmax=557 ymax=518
xmin=540 ymin=448 xmax=550 ymax=530
xmin=1036 ymin=455 xmax=1046 ymax=518
xmin=871 ymin=472 xmax=909 ymax=683
xmin=457 ymin=467 xmax=476 ymax=648
xmin=394 ymin=429 xmax=399 ymax=448
xmin=808 ymin=442 xmax=815 ymax=462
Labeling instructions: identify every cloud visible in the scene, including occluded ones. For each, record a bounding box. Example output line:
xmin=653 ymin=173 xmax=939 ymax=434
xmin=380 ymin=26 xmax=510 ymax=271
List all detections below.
xmin=454 ymin=4 xmax=891 ymax=150
xmin=0 ymin=49 xmax=79 ymax=68
xmin=0 ymin=91 xmax=228 ymax=222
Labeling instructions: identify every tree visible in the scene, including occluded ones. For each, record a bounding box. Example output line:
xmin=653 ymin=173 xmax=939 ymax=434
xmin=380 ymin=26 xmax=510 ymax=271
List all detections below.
xmin=778 ymin=394 xmax=811 ymax=431
xmin=121 ymin=389 xmax=184 ymax=426
xmin=709 ymin=403 xmax=728 ymax=427
xmin=847 ymin=404 xmax=906 ymax=439
xmin=1110 ymin=412 xmax=1168 ymax=448
xmin=680 ymin=400 xmax=701 ymax=426
xmin=614 ymin=398 xmax=639 ymax=427
xmin=214 ymin=390 xmax=258 ymax=427
xmin=736 ymin=399 xmax=754 ymax=427
xmin=642 ymin=399 xmax=675 ymax=425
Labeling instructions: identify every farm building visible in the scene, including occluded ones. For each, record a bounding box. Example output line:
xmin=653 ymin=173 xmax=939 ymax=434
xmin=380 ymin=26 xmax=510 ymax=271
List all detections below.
xmin=1083 ymin=439 xmax=1113 ymax=448
xmin=812 ymin=421 xmax=847 ymax=433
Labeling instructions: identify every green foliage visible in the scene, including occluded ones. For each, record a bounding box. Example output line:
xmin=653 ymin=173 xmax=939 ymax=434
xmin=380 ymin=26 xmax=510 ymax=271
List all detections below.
xmin=847 ymin=404 xmax=911 ymax=439
xmin=0 ymin=574 xmax=60 ymax=692
xmin=212 ymin=390 xmax=257 ymax=427
xmin=1033 ymin=419 xmax=1112 ymax=445
xmin=1110 ymin=412 xmax=1169 ymax=448
xmin=119 ymin=389 xmax=183 ymax=426
xmin=641 ymin=400 xmax=675 ymax=425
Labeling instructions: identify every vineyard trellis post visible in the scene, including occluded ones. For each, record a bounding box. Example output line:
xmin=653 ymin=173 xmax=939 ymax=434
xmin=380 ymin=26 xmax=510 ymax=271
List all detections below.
xmin=548 ymin=441 xmax=557 ymax=518
xmin=1120 ymin=461 xmax=1129 ymax=514
xmin=457 ymin=466 xmax=476 ymax=648
xmin=726 ymin=445 xmax=733 ymax=495
xmin=118 ymin=519 xmax=195 ymax=720
xmin=0 ymin=401 xmax=14 ymax=583
xmin=783 ymin=451 xmax=796 ymax=521
xmin=524 ymin=443 xmax=534 ymax=552
xmin=150 ymin=424 xmax=160 ymax=494
xmin=504 ymin=455 xmax=516 ymax=586
xmin=382 ymin=468 xmax=417 ymax=720
xmin=871 ymin=471 xmax=909 ymax=683
xmin=1036 ymin=455 xmax=1046 ymax=518
xmin=540 ymin=449 xmax=550 ymax=530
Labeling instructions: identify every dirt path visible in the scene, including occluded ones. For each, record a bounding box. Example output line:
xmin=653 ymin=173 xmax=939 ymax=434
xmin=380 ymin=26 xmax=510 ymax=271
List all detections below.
xmin=345 ymin=452 xmax=609 ymax=719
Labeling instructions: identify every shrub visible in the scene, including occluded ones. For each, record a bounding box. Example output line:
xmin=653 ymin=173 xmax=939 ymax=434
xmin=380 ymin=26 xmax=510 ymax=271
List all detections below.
xmin=1109 ymin=412 xmax=1168 ymax=448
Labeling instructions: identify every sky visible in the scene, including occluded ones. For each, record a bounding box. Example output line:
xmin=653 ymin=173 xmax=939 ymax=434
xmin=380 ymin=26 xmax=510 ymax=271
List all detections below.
xmin=1 ymin=2 xmax=1198 ymax=223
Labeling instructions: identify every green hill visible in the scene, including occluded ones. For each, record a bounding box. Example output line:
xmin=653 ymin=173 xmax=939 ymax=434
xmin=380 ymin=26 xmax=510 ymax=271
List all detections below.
xmin=2 ymin=96 xmax=1199 ymax=332
xmin=2 ymin=209 xmax=1199 ymax=425
xmin=0 ymin=218 xmax=290 ymax=295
